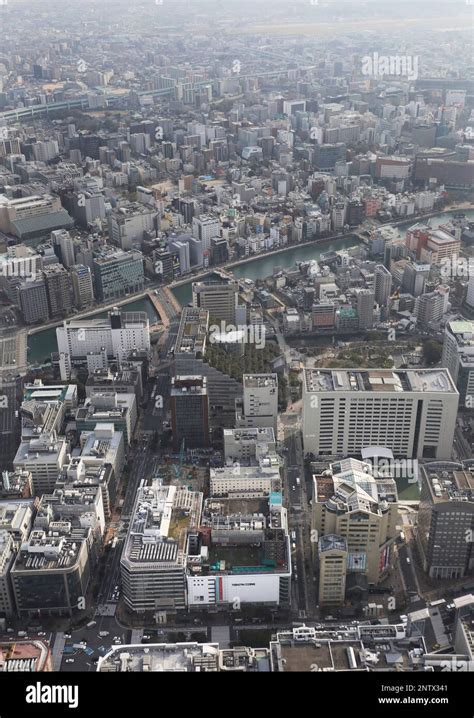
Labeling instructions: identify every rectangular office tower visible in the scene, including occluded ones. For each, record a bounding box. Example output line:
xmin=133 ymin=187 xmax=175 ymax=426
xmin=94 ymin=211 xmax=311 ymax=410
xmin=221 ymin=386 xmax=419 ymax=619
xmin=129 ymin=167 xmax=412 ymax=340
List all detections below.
xmin=442 ymin=320 xmax=474 ymax=407
xmin=56 ymin=310 xmax=150 ymax=379
xmin=170 ymin=375 xmax=210 ymax=450
xmin=303 ymin=369 xmax=458 ymax=459
xmin=417 ymin=464 xmax=474 ymax=579
xmin=120 ymin=481 xmax=203 ymax=613
xmin=192 ymin=280 xmax=239 ymax=325
xmin=238 ymin=374 xmax=279 ymax=435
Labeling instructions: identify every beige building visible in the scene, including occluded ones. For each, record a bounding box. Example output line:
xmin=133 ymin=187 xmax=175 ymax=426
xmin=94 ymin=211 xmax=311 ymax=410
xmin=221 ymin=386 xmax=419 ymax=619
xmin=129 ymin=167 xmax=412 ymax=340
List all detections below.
xmin=318 ymin=534 xmax=347 ymax=608
xmin=192 ymin=280 xmax=239 ymax=325
xmin=312 ymin=459 xmax=399 ymax=584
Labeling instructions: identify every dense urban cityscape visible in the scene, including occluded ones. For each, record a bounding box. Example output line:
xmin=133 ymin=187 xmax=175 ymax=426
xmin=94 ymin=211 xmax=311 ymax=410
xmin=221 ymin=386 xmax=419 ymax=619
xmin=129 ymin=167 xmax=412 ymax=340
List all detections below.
xmin=0 ymin=0 xmax=473 ymax=712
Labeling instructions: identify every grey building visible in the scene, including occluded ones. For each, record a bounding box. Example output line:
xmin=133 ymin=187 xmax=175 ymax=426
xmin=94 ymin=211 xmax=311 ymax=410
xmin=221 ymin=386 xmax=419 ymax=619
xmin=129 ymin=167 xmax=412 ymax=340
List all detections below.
xmin=174 ymin=308 xmax=242 ymax=428
xmin=418 ymin=464 xmax=474 ymax=579
xmin=192 ymin=280 xmax=239 ymax=325
xmin=19 ymin=278 xmax=49 ymax=324
xmin=356 ymin=288 xmax=375 ymax=330
xmin=11 ymin=526 xmax=91 ymax=617
xmin=93 ymin=249 xmax=144 ymax=302
xmin=402 ymin=262 xmax=430 ymax=297
xmin=171 ymin=376 xmax=209 ymax=450
xmin=442 ymin=320 xmax=474 ymax=406
xmin=43 ymin=264 xmax=73 ymax=317
xmin=374 ymin=264 xmax=392 ymax=307
xmin=71 ymin=264 xmax=94 ymax=309
xmin=0 ymin=374 xmax=19 ymax=472
xmin=120 ymin=480 xmax=203 ymax=614
xmin=0 ymin=531 xmax=16 ymax=617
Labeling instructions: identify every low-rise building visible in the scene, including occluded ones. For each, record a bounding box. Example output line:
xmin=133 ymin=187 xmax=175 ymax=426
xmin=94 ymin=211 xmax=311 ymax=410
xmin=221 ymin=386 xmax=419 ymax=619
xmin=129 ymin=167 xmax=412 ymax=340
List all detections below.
xmin=98 ymin=642 xmax=269 ymax=672
xmin=187 ymin=493 xmax=290 ymax=609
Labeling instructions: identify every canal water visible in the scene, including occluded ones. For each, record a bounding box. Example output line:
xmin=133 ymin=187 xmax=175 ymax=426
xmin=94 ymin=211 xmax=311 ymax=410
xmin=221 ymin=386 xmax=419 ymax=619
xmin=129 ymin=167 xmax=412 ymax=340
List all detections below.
xmin=26 ymin=210 xmax=474 ymax=365
xmin=27 ymin=297 xmax=160 ymax=367
xmin=172 ymin=234 xmax=361 ymax=306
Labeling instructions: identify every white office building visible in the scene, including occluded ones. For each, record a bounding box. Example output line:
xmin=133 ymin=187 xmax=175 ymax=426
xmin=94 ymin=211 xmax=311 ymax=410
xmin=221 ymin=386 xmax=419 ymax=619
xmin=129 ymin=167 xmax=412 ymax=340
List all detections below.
xmin=192 ymin=216 xmax=221 ymax=251
xmin=302 ymin=368 xmax=458 ymax=459
xmin=13 ymin=435 xmax=68 ymax=496
xmin=57 ymin=310 xmax=150 ymax=379
xmin=223 ymin=427 xmax=276 ymax=462
xmin=442 ymin=320 xmax=474 ymax=406
xmin=237 ymin=374 xmax=279 ymax=435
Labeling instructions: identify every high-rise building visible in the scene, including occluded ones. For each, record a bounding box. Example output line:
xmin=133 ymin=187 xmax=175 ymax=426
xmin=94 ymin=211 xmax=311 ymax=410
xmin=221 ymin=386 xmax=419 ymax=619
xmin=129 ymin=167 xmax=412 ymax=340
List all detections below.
xmin=108 ymin=203 xmax=157 ymax=250
xmin=312 ymin=458 xmax=398 ymax=584
xmin=406 ymin=224 xmax=460 ymax=266
xmin=313 ymin=143 xmax=346 ymax=170
xmin=0 ymin=245 xmax=41 ymax=286
xmin=238 ymin=374 xmax=279 ymax=435
xmin=153 ymin=249 xmax=174 ymax=282
xmin=303 ymin=368 xmax=459 ymax=459
xmin=71 ymin=190 xmax=106 ymax=228
xmin=374 ymin=264 xmax=392 ymax=307
xmin=210 ymin=237 xmax=229 ymax=266
xmin=75 ymin=393 xmax=137 ymax=446
xmin=93 ymin=249 xmax=144 ymax=302
xmin=43 ymin=264 xmax=73 ymax=317
xmin=11 ymin=525 xmax=91 ymax=617
xmin=173 ymin=308 xmax=242 ymax=429
xmin=346 ymin=199 xmax=364 ymax=227
xmin=168 ymin=236 xmax=191 ymax=276
xmin=355 ymin=288 xmax=374 ymax=329
xmin=402 ymin=262 xmax=430 ymax=297
xmin=0 ymin=374 xmax=19 ymax=471
xmin=417 ymin=464 xmax=474 ymax=579
xmin=71 ymin=264 xmax=94 ymax=309
xmin=13 ymin=435 xmax=68 ymax=495
xmin=121 ymin=480 xmax=203 ymax=613
xmin=0 ymin=531 xmax=16 ymax=617
xmin=192 ymin=280 xmax=239 ymax=325
xmin=170 ymin=376 xmax=209 ymax=450
xmin=192 ymin=216 xmax=221 ymax=251
xmin=18 ymin=278 xmax=49 ymax=324
xmin=466 ymin=276 xmax=474 ymax=310
xmin=318 ymin=535 xmax=347 ymax=608
xmin=442 ymin=320 xmax=474 ymax=406
xmin=415 ymin=288 xmax=449 ymax=327
xmin=56 ymin=310 xmax=150 ymax=379
xmin=51 ymin=229 xmax=75 ymax=268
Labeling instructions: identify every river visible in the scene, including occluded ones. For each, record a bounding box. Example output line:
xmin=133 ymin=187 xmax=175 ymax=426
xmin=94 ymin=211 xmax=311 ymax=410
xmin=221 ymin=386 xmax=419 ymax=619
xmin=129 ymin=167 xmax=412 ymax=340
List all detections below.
xmin=27 ymin=297 xmax=160 ymax=367
xmin=26 ymin=209 xmax=474 ymax=365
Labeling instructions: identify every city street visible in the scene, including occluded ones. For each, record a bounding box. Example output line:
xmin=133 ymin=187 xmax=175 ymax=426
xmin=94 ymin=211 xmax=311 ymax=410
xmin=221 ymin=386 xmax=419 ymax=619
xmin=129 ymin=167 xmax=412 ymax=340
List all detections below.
xmin=282 ymin=412 xmax=317 ymax=618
